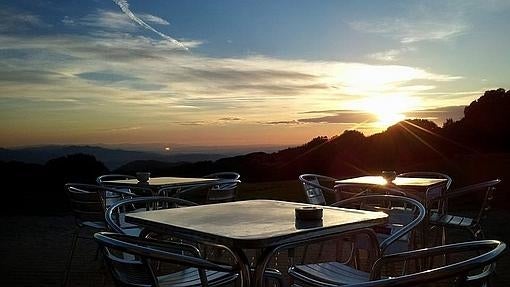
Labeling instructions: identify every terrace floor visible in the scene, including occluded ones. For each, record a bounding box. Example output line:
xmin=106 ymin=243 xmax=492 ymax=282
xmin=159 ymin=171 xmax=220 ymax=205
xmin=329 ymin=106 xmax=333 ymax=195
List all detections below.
xmin=1 ymin=181 xmax=509 ymax=286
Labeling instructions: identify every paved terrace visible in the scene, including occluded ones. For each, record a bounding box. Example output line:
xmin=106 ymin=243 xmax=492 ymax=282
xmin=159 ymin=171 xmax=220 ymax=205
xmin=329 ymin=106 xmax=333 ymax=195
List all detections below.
xmin=1 ymin=181 xmax=509 ymax=286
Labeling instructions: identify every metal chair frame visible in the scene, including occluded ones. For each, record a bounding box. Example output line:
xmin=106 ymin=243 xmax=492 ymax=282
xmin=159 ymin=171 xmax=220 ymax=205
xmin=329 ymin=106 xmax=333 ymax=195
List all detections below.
xmin=63 ymin=183 xmax=139 ymax=286
xmin=159 ymin=172 xmax=241 ymax=204
xmin=429 ymin=179 xmax=501 ymax=240
xmin=94 ymin=232 xmax=243 ymax=287
xmin=289 ymin=240 xmax=506 ymax=287
xmin=289 ymin=195 xmax=426 ymax=286
xmin=105 ymin=196 xmax=198 ymax=236
xmin=299 ymin=174 xmax=338 ymax=205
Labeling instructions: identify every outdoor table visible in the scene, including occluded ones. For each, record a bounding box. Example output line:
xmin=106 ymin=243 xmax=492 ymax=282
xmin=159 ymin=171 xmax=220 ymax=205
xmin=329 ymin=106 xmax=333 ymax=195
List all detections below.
xmin=102 ymin=176 xmax=220 ymax=195
xmin=335 ymin=175 xmax=447 ymax=202
xmin=125 ymin=199 xmax=388 ymax=287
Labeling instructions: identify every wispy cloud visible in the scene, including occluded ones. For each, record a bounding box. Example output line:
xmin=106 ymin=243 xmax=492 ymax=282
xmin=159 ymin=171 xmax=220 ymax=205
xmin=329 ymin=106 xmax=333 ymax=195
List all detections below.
xmin=295 ymin=106 xmax=465 ymax=126
xmin=111 ymin=0 xmax=187 ymax=50
xmin=368 ymin=47 xmax=416 ymax=62
xmin=0 ymin=29 xmax=469 ymax=141
xmin=0 ymin=8 xmax=48 ymax=32
xmin=139 ymin=14 xmax=170 ymax=25
xmin=298 ymin=111 xmax=377 ymax=124
xmin=80 ymin=10 xmax=137 ymax=31
xmin=350 ymin=18 xmax=467 ymax=44
xmin=219 ymin=117 xmax=242 ymax=121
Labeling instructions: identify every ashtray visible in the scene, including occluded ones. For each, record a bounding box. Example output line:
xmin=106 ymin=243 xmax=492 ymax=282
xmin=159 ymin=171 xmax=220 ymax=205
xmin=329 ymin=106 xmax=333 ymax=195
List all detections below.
xmin=136 ymin=172 xmax=151 ymax=183
xmin=295 ymin=219 xmax=323 ymax=229
xmin=295 ymin=206 xmax=323 ymax=220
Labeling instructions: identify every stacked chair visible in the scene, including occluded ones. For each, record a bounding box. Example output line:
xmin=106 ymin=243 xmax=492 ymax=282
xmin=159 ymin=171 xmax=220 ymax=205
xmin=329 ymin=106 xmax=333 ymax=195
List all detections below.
xmin=63 ymin=182 xmax=142 ymax=286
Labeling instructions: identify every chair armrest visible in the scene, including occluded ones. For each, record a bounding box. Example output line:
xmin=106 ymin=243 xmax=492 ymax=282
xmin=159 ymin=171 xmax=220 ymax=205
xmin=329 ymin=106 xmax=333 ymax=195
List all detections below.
xmin=95 ymin=232 xmax=238 ymax=273
xmin=371 ymin=239 xmax=505 ymax=280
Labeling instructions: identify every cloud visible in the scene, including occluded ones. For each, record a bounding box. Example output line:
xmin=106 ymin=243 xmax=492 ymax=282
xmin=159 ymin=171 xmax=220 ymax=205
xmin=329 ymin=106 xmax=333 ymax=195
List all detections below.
xmin=61 ymin=16 xmax=75 ymax=25
xmin=219 ymin=117 xmax=242 ymax=121
xmin=368 ymin=47 xmax=417 ymax=62
xmin=298 ymin=111 xmax=377 ymax=124
xmin=80 ymin=10 xmax=137 ymax=31
xmin=296 ymin=106 xmax=465 ymax=126
xmin=139 ymin=14 xmax=170 ymax=25
xmin=76 ymin=71 xmax=138 ymax=83
xmin=111 ymin=0 xmax=188 ymax=50
xmin=264 ymin=120 xmax=301 ymax=125
xmin=0 ymin=31 xmax=467 ymax=130
xmin=350 ymin=18 xmax=467 ymax=44
xmin=0 ymin=9 xmax=47 ymax=32
xmin=406 ymin=106 xmax=465 ymax=123
xmin=0 ymin=69 xmax=66 ymax=84
xmin=368 ymin=49 xmax=402 ymax=62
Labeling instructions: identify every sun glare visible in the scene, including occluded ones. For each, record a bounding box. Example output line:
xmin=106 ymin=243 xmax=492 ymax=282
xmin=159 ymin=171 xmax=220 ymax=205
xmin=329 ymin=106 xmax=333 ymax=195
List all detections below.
xmin=351 ymin=95 xmax=419 ymax=128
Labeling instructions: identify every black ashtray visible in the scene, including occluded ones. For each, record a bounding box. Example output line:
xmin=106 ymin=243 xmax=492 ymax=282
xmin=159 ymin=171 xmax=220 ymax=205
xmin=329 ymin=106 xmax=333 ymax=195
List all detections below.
xmin=295 ymin=219 xmax=323 ymax=229
xmin=295 ymin=206 xmax=323 ymax=220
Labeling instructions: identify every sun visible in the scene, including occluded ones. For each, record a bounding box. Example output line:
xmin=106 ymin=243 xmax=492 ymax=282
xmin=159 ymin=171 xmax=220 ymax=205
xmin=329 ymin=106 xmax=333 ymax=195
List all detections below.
xmin=352 ymin=95 xmax=419 ymax=128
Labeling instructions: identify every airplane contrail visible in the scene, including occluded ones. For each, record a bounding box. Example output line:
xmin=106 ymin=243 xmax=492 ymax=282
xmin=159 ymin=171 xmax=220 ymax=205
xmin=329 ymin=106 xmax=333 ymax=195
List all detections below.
xmin=112 ymin=0 xmax=188 ymax=51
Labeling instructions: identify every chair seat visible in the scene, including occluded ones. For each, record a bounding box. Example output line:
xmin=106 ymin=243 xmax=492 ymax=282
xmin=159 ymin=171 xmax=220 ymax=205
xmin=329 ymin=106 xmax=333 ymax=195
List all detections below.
xmin=81 ymin=221 xmax=107 ymax=229
xmin=158 ymin=267 xmax=238 ymax=287
xmin=430 ymin=212 xmax=473 ymax=228
xmin=289 ymin=262 xmax=370 ymax=285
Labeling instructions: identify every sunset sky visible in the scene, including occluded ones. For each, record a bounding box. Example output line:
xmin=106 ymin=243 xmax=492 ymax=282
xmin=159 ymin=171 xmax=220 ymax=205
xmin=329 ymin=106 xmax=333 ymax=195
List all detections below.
xmin=1 ymin=0 xmax=509 ymax=149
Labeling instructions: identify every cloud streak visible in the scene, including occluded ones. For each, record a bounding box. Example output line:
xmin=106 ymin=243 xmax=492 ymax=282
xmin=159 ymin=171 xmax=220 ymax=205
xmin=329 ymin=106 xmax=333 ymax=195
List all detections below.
xmin=111 ymin=0 xmax=188 ymax=50
xmin=350 ymin=19 xmax=467 ymax=44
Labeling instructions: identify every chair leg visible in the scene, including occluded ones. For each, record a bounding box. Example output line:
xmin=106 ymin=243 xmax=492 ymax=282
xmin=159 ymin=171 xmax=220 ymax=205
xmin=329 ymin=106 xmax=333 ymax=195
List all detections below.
xmin=62 ymin=228 xmax=80 ymax=287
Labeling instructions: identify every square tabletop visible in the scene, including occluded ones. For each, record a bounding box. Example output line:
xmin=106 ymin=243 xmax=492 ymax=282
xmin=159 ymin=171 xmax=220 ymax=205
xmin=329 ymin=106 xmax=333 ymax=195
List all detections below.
xmin=103 ymin=176 xmax=219 ymax=188
xmin=336 ymin=176 xmax=447 ymax=190
xmin=125 ymin=199 xmax=388 ymax=249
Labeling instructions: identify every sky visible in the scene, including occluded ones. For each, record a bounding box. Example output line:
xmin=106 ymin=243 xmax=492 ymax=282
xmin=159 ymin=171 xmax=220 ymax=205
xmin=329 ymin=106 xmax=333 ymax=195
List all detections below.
xmin=1 ymin=0 xmax=509 ymax=149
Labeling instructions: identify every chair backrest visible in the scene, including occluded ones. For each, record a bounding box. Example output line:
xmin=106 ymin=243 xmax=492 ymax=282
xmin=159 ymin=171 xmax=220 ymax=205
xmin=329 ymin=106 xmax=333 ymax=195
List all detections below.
xmin=65 ymin=183 xmax=106 ymax=225
xmin=349 ymin=240 xmax=506 ymax=287
xmin=398 ymin=171 xmax=452 ymax=214
xmin=96 ymin=173 xmax=155 ymax=207
xmin=94 ymin=232 xmax=241 ymax=287
xmin=445 ymin=179 xmax=501 ymax=226
xmin=299 ymin=174 xmax=337 ymax=205
xmin=334 ymin=183 xmax=408 ymax=201
xmin=332 ymin=195 xmax=426 ymax=254
xmin=398 ymin=171 xmax=453 ymax=190
xmin=203 ymin=172 xmax=241 ymax=204
xmin=203 ymin=172 xmax=241 ymax=181
xmin=106 ymin=196 xmax=198 ymax=235
xmin=96 ymin=174 xmax=137 ymax=184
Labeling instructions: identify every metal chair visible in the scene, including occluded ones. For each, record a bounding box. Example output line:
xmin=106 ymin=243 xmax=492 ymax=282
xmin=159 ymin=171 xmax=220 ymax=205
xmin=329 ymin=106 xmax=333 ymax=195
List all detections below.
xmin=97 ymin=174 xmax=154 ymax=200
xmin=162 ymin=172 xmax=241 ymax=204
xmin=429 ymin=179 xmax=501 ymax=240
xmin=289 ymin=195 xmax=426 ymax=286
xmin=398 ymin=171 xmax=453 ymax=213
xmin=105 ymin=196 xmax=198 ymax=237
xmin=63 ymin=183 xmax=138 ymax=286
xmin=398 ymin=171 xmax=453 ymax=191
xmin=94 ymin=232 xmax=243 ymax=287
xmin=299 ymin=174 xmax=338 ymax=205
xmin=334 ymin=183 xmax=408 ymax=200
xmin=203 ymin=172 xmax=241 ymax=204
xmin=97 ymin=174 xmax=137 ymax=184
xmin=289 ymin=240 xmax=506 ymax=287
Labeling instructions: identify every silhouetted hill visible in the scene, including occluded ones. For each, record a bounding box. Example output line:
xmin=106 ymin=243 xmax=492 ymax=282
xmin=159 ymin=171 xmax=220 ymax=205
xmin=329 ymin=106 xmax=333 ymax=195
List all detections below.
xmin=0 ymin=145 xmax=229 ymax=169
xmin=116 ymin=89 xmax=510 ymax=191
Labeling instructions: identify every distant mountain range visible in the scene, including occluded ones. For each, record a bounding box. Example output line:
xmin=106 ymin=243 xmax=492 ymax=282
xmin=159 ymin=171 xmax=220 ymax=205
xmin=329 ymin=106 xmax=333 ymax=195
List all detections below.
xmin=0 ymin=145 xmax=241 ymax=169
